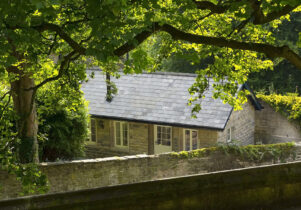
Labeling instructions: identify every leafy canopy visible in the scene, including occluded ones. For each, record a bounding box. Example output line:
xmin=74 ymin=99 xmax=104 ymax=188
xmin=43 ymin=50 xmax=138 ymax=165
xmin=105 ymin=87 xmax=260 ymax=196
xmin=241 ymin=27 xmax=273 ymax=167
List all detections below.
xmin=0 ymin=0 xmax=300 ymax=128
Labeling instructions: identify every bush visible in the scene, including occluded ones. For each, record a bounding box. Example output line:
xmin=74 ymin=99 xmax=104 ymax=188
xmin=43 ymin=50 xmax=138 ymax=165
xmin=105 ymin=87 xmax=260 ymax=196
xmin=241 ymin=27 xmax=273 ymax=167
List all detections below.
xmin=37 ymin=81 xmax=89 ymax=161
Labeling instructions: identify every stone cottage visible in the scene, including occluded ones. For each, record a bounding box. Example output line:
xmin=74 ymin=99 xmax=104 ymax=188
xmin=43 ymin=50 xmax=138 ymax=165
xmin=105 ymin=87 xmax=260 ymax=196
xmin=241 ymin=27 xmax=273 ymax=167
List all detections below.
xmin=81 ymin=69 xmax=301 ymax=158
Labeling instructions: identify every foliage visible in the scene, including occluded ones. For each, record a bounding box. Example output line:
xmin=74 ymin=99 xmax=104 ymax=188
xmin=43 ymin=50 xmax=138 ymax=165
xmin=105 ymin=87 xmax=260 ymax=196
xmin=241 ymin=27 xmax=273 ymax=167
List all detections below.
xmin=0 ymin=86 xmax=48 ymax=195
xmin=0 ymin=0 xmax=299 ymax=109
xmin=217 ymin=142 xmax=296 ymax=163
xmin=171 ymin=142 xmax=296 ymax=163
xmin=37 ymin=81 xmax=89 ymax=161
xmin=257 ymin=93 xmax=301 ymax=126
xmin=248 ymin=12 xmax=301 ymax=95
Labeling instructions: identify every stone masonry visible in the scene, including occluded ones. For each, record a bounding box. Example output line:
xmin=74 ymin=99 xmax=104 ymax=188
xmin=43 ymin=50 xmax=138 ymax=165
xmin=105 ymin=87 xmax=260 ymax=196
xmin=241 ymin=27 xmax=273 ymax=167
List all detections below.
xmin=1 ymin=144 xmax=300 ymax=200
xmin=218 ymin=100 xmax=256 ymax=145
xmin=255 ymin=100 xmax=301 ymax=144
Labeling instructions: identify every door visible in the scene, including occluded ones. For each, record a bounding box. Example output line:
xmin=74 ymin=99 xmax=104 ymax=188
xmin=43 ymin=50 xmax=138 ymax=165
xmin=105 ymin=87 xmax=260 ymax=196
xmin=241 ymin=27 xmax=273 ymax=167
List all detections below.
xmin=154 ymin=125 xmax=172 ymax=154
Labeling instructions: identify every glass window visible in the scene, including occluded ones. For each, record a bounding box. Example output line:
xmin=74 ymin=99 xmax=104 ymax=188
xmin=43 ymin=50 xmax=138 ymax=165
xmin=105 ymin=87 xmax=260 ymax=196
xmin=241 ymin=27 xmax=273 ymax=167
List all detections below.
xmin=115 ymin=121 xmax=129 ymax=147
xmin=116 ymin=122 xmax=121 ymax=145
xmin=192 ymin=130 xmax=198 ymax=150
xmin=184 ymin=129 xmax=198 ymax=151
xmin=227 ymin=126 xmax=235 ymax=143
xmin=90 ymin=119 xmax=96 ymax=142
xmin=185 ymin=130 xmax=190 ymax=151
xmin=156 ymin=126 xmax=172 ymax=146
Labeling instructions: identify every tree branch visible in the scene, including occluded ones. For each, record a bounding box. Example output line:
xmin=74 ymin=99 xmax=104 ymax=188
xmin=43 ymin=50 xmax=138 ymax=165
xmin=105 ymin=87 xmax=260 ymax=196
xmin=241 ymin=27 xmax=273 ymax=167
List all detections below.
xmin=160 ymin=24 xmax=301 ymax=69
xmin=30 ymin=17 xmax=301 ymax=70
xmin=250 ymin=0 xmax=299 ymax=25
xmin=0 ymin=90 xmax=11 ymax=102
xmin=113 ymin=23 xmax=161 ymax=57
xmin=33 ymin=23 xmax=86 ymax=55
xmin=192 ymin=0 xmax=300 ymax=25
xmin=193 ymin=0 xmax=229 ymax=13
xmin=25 ymin=51 xmax=78 ymax=91
xmin=0 ymin=91 xmax=11 ymax=122
xmin=112 ymin=21 xmax=301 ymax=69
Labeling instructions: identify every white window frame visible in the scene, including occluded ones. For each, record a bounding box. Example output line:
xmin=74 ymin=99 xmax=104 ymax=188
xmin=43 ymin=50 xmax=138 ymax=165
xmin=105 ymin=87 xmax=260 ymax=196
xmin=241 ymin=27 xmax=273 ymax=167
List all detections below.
xmin=183 ymin=129 xmax=198 ymax=151
xmin=89 ymin=118 xmax=97 ymax=143
xmin=227 ymin=126 xmax=235 ymax=143
xmin=154 ymin=125 xmax=172 ymax=147
xmin=114 ymin=121 xmax=129 ymax=148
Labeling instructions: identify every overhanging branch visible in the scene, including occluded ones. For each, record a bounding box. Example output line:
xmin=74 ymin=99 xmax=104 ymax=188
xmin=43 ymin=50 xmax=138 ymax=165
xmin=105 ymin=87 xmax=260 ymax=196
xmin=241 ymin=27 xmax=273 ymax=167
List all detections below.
xmin=112 ymin=22 xmax=301 ymax=69
xmin=31 ymin=20 xmax=301 ymax=70
xmin=160 ymin=24 xmax=301 ymax=69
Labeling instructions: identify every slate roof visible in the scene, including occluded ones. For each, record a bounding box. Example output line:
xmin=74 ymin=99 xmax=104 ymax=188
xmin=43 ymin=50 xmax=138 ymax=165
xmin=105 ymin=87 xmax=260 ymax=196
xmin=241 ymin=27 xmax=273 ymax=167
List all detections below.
xmin=81 ymin=69 xmax=235 ymax=130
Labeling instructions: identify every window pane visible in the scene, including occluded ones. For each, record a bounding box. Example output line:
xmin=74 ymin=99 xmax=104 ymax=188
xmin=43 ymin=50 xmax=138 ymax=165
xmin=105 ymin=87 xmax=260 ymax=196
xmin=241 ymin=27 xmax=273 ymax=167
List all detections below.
xmin=157 ymin=126 xmax=172 ymax=146
xmin=162 ymin=139 xmax=171 ymax=146
xmin=157 ymin=126 xmax=161 ymax=145
xmin=116 ymin=122 xmax=121 ymax=145
xmin=185 ymin=130 xmax=190 ymax=151
xmin=91 ymin=119 xmax=96 ymax=142
xmin=227 ymin=128 xmax=230 ymax=142
xmin=163 ymin=132 xmax=167 ymax=141
xmin=123 ymin=123 xmax=128 ymax=146
xmin=158 ymin=126 xmax=161 ymax=134
xmin=167 ymin=127 xmax=171 ymax=135
xmin=192 ymin=131 xmax=198 ymax=150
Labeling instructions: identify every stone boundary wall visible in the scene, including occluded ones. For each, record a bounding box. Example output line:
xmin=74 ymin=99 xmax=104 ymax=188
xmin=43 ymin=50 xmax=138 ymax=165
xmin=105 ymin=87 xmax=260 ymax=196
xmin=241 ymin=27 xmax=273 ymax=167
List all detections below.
xmin=2 ymin=161 xmax=301 ymax=209
xmin=255 ymin=100 xmax=301 ymax=144
xmin=1 ymin=145 xmax=301 ymax=200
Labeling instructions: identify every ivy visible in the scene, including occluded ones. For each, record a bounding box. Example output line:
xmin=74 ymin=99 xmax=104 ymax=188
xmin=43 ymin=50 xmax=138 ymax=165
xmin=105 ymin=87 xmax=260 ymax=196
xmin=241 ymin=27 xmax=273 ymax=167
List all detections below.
xmin=217 ymin=142 xmax=296 ymax=163
xmin=257 ymin=93 xmax=301 ymax=126
xmin=171 ymin=142 xmax=296 ymax=163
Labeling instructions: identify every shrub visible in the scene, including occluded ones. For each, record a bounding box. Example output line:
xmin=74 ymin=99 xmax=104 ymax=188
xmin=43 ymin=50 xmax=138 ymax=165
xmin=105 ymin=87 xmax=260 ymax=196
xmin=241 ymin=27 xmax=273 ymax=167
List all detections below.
xmin=37 ymin=81 xmax=89 ymax=161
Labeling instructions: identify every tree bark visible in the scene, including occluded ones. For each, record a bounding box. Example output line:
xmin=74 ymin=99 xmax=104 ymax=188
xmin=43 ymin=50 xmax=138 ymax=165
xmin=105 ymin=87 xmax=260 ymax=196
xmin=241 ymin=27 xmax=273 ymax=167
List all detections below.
xmin=10 ymin=75 xmax=39 ymax=164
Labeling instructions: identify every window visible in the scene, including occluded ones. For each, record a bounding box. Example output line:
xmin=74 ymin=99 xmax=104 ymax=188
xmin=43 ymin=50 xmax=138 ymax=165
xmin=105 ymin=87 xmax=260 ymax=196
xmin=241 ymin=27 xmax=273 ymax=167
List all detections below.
xmin=227 ymin=126 xmax=235 ymax=143
xmin=90 ymin=118 xmax=97 ymax=142
xmin=156 ymin=126 xmax=171 ymax=146
xmin=183 ymin=129 xmax=198 ymax=151
xmin=115 ymin=121 xmax=129 ymax=147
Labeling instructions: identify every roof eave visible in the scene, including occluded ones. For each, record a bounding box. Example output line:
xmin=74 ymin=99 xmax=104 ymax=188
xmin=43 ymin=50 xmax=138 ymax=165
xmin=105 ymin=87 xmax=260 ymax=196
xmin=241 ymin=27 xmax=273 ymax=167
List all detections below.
xmin=90 ymin=114 xmax=224 ymax=131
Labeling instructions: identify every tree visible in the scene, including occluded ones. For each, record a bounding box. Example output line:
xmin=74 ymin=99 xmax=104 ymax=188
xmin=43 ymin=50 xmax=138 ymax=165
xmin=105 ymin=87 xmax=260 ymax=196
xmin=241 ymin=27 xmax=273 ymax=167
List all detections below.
xmin=0 ymin=0 xmax=300 ymax=163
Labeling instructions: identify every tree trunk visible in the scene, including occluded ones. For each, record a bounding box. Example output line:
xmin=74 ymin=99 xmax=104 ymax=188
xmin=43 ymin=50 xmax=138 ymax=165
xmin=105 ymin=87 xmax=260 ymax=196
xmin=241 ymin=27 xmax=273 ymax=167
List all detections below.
xmin=10 ymin=75 xmax=39 ymax=163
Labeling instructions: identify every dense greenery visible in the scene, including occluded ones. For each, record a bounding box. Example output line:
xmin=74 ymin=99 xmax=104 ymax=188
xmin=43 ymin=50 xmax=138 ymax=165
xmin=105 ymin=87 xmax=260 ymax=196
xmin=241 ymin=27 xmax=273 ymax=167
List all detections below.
xmin=0 ymin=80 xmax=88 ymax=193
xmin=257 ymin=93 xmax=301 ymax=126
xmin=37 ymin=81 xmax=89 ymax=162
xmin=172 ymin=142 xmax=296 ymax=163
xmin=248 ymin=12 xmax=301 ymax=95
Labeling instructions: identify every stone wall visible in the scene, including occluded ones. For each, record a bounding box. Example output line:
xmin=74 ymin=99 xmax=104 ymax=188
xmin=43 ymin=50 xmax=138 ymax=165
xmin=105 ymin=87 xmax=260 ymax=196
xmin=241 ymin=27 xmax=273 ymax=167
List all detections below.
xmin=86 ymin=117 xmax=222 ymax=158
xmin=2 ymin=160 xmax=301 ymax=209
xmin=255 ymin=100 xmax=301 ymax=144
xmin=1 ymin=144 xmax=300 ymax=200
xmin=129 ymin=122 xmax=149 ymax=154
xmin=218 ymin=100 xmax=256 ymax=145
